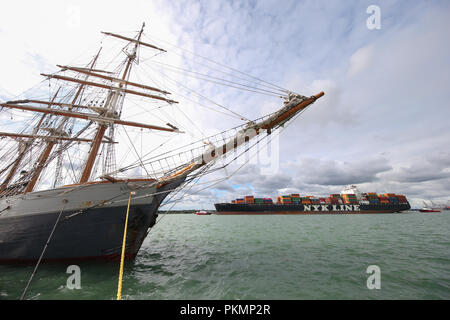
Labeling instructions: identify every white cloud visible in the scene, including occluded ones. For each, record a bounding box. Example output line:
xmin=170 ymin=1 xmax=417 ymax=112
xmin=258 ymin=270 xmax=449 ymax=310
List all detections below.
xmin=347 ymin=45 xmax=373 ymax=77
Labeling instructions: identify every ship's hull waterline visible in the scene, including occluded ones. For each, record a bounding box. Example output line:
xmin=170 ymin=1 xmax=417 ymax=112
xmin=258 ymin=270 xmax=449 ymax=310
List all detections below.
xmin=0 ymin=179 xmax=184 ymax=263
xmin=214 ymin=203 xmax=411 ymax=215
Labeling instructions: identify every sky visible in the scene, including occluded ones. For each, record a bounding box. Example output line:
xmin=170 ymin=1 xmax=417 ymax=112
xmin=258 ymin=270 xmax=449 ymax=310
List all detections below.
xmin=0 ymin=0 xmax=449 ymax=209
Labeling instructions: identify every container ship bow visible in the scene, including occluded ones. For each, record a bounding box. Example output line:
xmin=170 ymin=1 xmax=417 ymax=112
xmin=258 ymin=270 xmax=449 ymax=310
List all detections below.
xmin=0 ymin=24 xmax=324 ymax=263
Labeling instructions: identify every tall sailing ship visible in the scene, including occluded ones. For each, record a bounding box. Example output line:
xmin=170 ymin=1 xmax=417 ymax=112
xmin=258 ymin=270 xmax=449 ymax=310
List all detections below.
xmin=0 ymin=24 xmax=324 ymax=263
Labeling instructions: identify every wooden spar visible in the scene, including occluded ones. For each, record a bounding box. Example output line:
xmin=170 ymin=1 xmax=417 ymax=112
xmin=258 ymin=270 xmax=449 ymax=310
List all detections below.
xmin=59 ymin=67 xmax=115 ymax=74
xmin=69 ymin=47 xmax=103 ymax=107
xmin=7 ymin=100 xmax=95 ymax=110
xmin=0 ymin=132 xmax=116 ymax=143
xmin=23 ymin=50 xmax=102 ymax=193
xmin=0 ymin=150 xmax=28 ymax=193
xmin=159 ymin=91 xmax=325 ymax=183
xmin=101 ymin=31 xmax=166 ymax=52
xmin=0 ymin=104 xmax=180 ymax=132
xmin=78 ymin=125 xmax=107 ymax=183
xmin=57 ymin=65 xmax=171 ymax=95
xmin=8 ymin=100 xmax=115 ymax=115
xmin=0 ymin=152 xmax=27 ymax=193
xmin=79 ymin=23 xmax=145 ymax=184
xmin=261 ymin=92 xmax=324 ymax=129
xmin=0 ymin=88 xmax=61 ymax=193
xmin=206 ymin=92 xmax=325 ymax=161
xmin=24 ymin=141 xmax=56 ymax=193
xmin=32 ymin=88 xmax=61 ymax=132
xmin=6 ymin=100 xmax=112 ymax=114
xmin=40 ymin=73 xmax=178 ymax=104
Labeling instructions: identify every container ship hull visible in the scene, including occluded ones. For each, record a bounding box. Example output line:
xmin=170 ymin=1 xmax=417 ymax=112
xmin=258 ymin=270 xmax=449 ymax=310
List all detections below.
xmin=214 ymin=203 xmax=411 ymax=215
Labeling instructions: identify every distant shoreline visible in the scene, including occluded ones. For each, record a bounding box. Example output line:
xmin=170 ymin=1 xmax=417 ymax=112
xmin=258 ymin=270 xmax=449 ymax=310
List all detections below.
xmin=158 ymin=209 xmax=425 ymax=214
xmin=158 ymin=208 xmax=428 ymax=214
xmin=157 ymin=210 xmax=216 ymax=214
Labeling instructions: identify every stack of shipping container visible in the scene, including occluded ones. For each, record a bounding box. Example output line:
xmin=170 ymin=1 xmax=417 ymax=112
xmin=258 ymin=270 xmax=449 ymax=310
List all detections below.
xmin=378 ymin=194 xmax=390 ymax=204
xmin=291 ymin=194 xmax=301 ymax=204
xmin=280 ymin=196 xmax=292 ymax=204
xmin=230 ymin=193 xmax=408 ymax=205
xmin=244 ymin=196 xmax=254 ymax=204
xmin=232 ymin=196 xmax=276 ymax=205
xmin=396 ymin=195 xmax=408 ymax=204
xmin=327 ymin=194 xmax=342 ymax=205
xmin=366 ymin=193 xmax=380 ymax=204
xmin=342 ymin=194 xmax=358 ymax=204
xmin=301 ymin=197 xmax=311 ymax=204
xmin=254 ymin=198 xmax=264 ymax=205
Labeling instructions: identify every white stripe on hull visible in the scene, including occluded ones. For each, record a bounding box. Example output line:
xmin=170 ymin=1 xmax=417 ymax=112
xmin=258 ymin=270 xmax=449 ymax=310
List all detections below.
xmin=0 ymin=181 xmax=157 ymax=219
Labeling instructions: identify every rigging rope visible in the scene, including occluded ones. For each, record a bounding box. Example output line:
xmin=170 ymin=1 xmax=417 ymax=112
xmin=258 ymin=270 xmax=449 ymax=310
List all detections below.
xmin=147 ymin=60 xmax=285 ymax=97
xmin=139 ymin=63 xmax=250 ymax=121
xmin=116 ymin=191 xmax=133 ymax=300
xmin=159 ymin=104 xmax=312 ymax=207
xmin=61 ymin=102 xmax=311 ymax=224
xmin=144 ymin=34 xmax=290 ymax=93
xmin=121 ymin=125 xmax=150 ymax=177
xmin=19 ymin=203 xmax=66 ymax=300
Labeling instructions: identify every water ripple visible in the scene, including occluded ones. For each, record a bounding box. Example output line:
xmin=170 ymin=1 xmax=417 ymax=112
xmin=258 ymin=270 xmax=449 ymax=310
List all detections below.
xmin=1 ymin=212 xmax=449 ymax=299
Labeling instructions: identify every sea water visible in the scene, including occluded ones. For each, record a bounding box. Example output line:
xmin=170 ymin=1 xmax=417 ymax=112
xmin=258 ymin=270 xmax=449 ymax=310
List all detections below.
xmin=1 ymin=211 xmax=449 ymax=300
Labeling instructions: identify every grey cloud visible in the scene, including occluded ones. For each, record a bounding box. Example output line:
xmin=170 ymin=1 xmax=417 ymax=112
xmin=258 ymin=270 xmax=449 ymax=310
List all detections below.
xmin=292 ymin=157 xmax=392 ymax=186
xmin=251 ymin=174 xmax=293 ymax=193
xmin=213 ymin=181 xmax=235 ymax=192
xmin=228 ymin=164 xmax=292 ymax=191
xmin=390 ymin=152 xmax=450 ymax=183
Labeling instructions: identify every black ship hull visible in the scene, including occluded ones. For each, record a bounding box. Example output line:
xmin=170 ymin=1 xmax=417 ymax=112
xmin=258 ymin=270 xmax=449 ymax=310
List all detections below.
xmin=214 ymin=203 xmax=411 ymax=215
xmin=0 ymin=179 xmax=184 ymax=264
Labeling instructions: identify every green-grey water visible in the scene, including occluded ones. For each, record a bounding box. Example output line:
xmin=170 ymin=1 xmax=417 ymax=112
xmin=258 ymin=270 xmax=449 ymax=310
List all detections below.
xmin=1 ymin=211 xmax=449 ymax=300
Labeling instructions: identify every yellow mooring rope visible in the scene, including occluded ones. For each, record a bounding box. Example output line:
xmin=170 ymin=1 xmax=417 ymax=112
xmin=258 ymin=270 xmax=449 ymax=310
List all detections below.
xmin=117 ymin=192 xmax=133 ymax=300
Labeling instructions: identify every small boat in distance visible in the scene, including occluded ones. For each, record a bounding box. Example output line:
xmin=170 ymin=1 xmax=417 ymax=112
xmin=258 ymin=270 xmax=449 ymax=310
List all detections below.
xmin=419 ymin=208 xmax=441 ymax=212
xmin=196 ymin=210 xmax=212 ymax=215
xmin=419 ymin=201 xmax=441 ymax=212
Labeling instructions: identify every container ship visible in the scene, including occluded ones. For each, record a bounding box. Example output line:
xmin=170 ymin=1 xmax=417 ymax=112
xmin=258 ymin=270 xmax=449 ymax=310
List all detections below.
xmin=214 ymin=185 xmax=411 ymax=215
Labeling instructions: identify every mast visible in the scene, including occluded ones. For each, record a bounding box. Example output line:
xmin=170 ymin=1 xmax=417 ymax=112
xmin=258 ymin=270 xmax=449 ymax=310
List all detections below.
xmin=79 ymin=23 xmax=146 ymax=184
xmin=40 ymin=73 xmax=178 ymax=104
xmin=0 ymin=88 xmax=60 ymax=193
xmin=23 ymin=48 xmax=102 ymax=193
xmin=56 ymin=65 xmax=172 ymax=95
xmin=0 ymin=103 xmax=180 ymax=131
xmin=0 ymin=132 xmax=115 ymax=143
xmin=100 ymin=31 xmax=166 ymax=52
